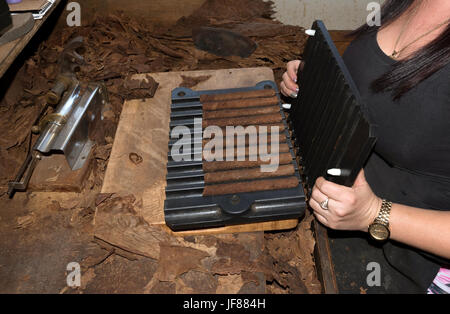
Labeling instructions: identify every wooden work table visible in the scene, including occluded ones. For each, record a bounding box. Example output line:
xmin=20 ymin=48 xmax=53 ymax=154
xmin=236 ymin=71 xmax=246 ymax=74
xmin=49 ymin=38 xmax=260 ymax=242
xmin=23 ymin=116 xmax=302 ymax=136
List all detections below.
xmin=0 ymin=0 xmax=61 ymax=78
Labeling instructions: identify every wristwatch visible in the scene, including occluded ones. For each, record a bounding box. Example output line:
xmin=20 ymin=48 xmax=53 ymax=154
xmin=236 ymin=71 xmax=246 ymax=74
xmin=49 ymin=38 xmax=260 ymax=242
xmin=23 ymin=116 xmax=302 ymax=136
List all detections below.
xmin=368 ymin=199 xmax=392 ymax=241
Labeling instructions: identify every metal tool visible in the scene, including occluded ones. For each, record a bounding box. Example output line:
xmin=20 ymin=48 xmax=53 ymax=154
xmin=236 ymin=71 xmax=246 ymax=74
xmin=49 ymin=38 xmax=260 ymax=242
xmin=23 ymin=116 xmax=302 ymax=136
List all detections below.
xmin=46 ymin=36 xmax=85 ymax=106
xmin=8 ymin=37 xmax=108 ymax=198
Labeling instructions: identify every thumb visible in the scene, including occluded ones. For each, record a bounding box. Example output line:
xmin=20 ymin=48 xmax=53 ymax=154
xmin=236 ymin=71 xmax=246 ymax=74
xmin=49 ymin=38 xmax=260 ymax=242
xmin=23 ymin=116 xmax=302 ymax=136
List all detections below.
xmin=353 ymin=169 xmax=367 ymax=187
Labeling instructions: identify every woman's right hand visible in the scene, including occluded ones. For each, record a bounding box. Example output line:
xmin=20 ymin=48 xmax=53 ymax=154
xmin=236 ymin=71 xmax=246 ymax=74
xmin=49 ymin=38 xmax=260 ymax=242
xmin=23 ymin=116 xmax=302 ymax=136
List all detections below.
xmin=280 ymin=60 xmax=301 ymax=98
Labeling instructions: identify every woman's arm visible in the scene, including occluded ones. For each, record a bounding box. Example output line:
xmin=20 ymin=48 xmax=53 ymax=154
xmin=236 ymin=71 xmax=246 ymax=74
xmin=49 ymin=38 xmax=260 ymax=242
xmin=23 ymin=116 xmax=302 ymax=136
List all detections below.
xmin=389 ymin=203 xmax=450 ymax=259
xmin=309 ymin=170 xmax=450 ymax=259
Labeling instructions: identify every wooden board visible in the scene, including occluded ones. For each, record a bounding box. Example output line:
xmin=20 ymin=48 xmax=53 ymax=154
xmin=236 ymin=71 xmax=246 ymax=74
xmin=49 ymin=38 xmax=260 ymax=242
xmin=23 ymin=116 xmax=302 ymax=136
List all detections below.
xmin=313 ymin=220 xmax=338 ymax=294
xmin=101 ymin=68 xmax=299 ymax=236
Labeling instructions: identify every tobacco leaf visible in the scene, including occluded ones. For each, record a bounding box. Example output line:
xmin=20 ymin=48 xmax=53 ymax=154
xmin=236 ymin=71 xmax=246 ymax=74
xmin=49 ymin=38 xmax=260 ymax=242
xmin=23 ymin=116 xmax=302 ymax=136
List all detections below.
xmin=177 ymin=270 xmax=218 ymax=294
xmin=156 ymin=244 xmax=209 ymax=281
xmin=216 ymin=274 xmax=244 ymax=294
xmin=180 ymin=75 xmax=212 ymax=89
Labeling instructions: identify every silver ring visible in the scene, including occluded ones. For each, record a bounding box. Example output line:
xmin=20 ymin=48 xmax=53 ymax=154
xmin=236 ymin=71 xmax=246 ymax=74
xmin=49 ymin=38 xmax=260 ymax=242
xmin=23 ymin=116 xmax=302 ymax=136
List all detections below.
xmin=320 ymin=197 xmax=329 ymax=210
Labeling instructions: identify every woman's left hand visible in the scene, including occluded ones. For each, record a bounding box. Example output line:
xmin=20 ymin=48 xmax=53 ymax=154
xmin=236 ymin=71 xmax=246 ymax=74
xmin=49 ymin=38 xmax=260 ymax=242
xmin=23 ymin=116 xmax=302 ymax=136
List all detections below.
xmin=309 ymin=170 xmax=382 ymax=232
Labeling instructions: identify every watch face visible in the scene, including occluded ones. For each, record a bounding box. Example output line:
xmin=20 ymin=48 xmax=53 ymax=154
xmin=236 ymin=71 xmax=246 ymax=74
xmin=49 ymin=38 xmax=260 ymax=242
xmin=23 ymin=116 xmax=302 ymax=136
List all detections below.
xmin=369 ymin=223 xmax=390 ymax=241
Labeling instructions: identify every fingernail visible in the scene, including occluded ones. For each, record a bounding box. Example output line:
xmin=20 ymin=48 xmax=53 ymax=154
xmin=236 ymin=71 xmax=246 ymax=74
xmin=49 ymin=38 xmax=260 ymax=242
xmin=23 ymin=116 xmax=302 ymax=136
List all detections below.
xmin=294 ymin=78 xmax=297 ymax=83
xmin=296 ymin=88 xmax=299 ymax=92
xmin=290 ymin=92 xmax=298 ymax=98
xmin=282 ymin=103 xmax=292 ymax=110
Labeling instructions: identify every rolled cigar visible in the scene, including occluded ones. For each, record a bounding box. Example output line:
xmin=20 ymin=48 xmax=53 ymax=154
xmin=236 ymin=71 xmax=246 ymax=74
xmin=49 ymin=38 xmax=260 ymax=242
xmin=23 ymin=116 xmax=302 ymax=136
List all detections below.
xmin=205 ymin=124 xmax=287 ymax=138
xmin=200 ymin=89 xmax=276 ymax=102
xmin=204 ymin=164 xmax=295 ymax=184
xmin=202 ymin=132 xmax=286 ymax=148
xmin=203 ymin=113 xmax=282 ymax=128
xmin=203 ymin=153 xmax=293 ymax=172
xmin=203 ymin=96 xmax=279 ymax=111
xmin=203 ymin=105 xmax=279 ymax=119
xmin=202 ymin=143 xmax=290 ymax=161
xmin=203 ymin=176 xmax=299 ymax=196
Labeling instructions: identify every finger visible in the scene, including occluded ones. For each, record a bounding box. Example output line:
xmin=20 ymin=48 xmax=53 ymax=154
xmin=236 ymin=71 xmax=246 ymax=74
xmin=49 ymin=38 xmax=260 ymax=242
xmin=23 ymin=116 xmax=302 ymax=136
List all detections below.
xmin=310 ymin=185 xmax=329 ymax=204
xmin=280 ymin=81 xmax=287 ymax=96
xmin=314 ymin=211 xmax=329 ymax=227
xmin=310 ymin=198 xmax=329 ymax=226
xmin=280 ymin=82 xmax=297 ymax=99
xmin=353 ymin=169 xmax=366 ymax=187
xmin=282 ymin=72 xmax=299 ymax=94
xmin=309 ymin=197 xmax=332 ymax=219
xmin=315 ymin=176 xmax=351 ymax=201
xmin=287 ymin=60 xmax=301 ymax=82
xmin=280 ymin=81 xmax=292 ymax=97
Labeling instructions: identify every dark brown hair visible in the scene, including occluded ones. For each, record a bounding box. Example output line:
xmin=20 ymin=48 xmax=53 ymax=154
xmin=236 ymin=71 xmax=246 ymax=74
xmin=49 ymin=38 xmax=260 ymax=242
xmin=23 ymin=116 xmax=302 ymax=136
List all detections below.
xmin=352 ymin=0 xmax=450 ymax=100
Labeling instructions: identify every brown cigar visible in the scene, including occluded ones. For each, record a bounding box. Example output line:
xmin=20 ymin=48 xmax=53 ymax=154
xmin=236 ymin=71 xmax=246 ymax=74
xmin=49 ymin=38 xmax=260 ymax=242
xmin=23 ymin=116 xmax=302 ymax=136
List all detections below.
xmin=203 ymin=96 xmax=279 ymax=111
xmin=200 ymin=89 xmax=276 ymax=102
xmin=203 ymin=105 xmax=279 ymax=119
xmin=204 ymin=164 xmax=295 ymax=184
xmin=202 ymin=143 xmax=290 ymax=161
xmin=203 ymin=176 xmax=299 ymax=196
xmin=204 ymin=124 xmax=287 ymax=137
xmin=203 ymin=113 xmax=282 ymax=128
xmin=202 ymin=132 xmax=286 ymax=148
xmin=203 ymin=153 xmax=293 ymax=172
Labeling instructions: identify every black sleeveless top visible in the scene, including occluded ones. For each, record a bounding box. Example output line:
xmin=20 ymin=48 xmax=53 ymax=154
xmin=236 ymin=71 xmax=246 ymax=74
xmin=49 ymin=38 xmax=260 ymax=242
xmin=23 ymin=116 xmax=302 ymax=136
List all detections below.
xmin=342 ymin=29 xmax=450 ymax=292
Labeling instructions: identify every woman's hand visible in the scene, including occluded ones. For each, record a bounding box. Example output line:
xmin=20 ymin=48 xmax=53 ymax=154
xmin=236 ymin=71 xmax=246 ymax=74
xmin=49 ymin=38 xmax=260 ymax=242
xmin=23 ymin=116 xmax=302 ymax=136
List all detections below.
xmin=309 ymin=170 xmax=382 ymax=232
xmin=280 ymin=60 xmax=301 ymax=98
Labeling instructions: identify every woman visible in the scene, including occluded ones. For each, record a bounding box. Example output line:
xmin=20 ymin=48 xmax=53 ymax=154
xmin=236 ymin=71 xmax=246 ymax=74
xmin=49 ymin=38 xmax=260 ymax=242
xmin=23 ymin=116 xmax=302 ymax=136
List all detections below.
xmin=281 ymin=0 xmax=450 ymax=293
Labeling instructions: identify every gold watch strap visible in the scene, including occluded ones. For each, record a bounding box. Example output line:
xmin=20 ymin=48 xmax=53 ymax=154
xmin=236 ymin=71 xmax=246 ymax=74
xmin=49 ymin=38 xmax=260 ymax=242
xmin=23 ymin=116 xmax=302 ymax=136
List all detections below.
xmin=374 ymin=199 xmax=392 ymax=227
